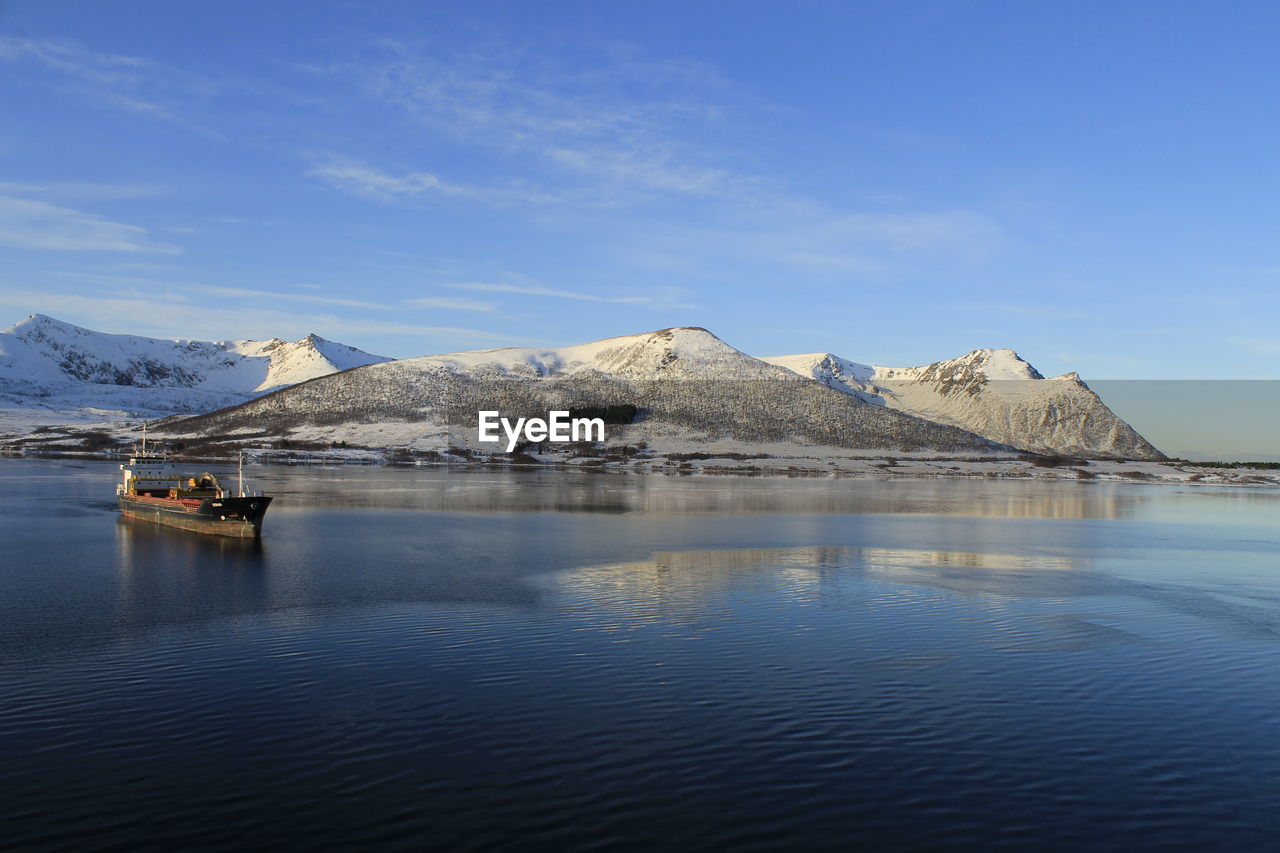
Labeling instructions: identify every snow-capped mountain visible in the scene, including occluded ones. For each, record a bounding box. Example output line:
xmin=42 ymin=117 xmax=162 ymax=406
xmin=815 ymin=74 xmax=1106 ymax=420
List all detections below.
xmin=0 ymin=314 xmax=390 ymax=422
xmin=2 ymin=316 xmax=1164 ymax=460
xmin=401 ymin=326 xmax=804 ymax=381
xmin=162 ymin=327 xmax=1011 ymax=455
xmin=761 ymin=348 xmax=1164 ymax=459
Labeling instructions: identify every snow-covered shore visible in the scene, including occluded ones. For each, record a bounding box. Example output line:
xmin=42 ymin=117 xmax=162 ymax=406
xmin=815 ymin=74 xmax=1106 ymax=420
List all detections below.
xmin=4 ymin=434 xmax=1275 ymax=488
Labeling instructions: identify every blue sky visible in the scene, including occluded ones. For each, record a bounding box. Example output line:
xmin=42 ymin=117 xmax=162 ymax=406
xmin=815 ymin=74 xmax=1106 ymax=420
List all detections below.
xmin=2 ymin=0 xmax=1279 ymax=378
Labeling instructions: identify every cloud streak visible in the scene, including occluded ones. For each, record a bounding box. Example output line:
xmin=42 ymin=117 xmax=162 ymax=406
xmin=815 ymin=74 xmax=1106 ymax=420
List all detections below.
xmin=0 ymin=36 xmax=150 ymax=86
xmin=310 ymin=41 xmax=746 ymax=205
xmin=444 ymin=281 xmax=652 ymax=305
xmin=203 ymin=285 xmax=393 ymax=311
xmin=308 ymin=158 xmax=562 ymax=206
xmin=0 ymin=36 xmax=221 ymax=137
xmin=0 ymin=182 xmax=167 ymax=201
xmin=306 ymin=40 xmax=1007 ymax=280
xmin=405 ymin=296 xmax=498 ymax=312
xmin=0 ymin=196 xmax=181 ymax=253
xmin=825 ymin=211 xmax=1007 ymax=258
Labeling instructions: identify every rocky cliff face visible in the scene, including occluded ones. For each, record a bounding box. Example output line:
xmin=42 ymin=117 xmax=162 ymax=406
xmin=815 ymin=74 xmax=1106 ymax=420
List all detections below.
xmin=762 ymin=348 xmax=1164 ymax=459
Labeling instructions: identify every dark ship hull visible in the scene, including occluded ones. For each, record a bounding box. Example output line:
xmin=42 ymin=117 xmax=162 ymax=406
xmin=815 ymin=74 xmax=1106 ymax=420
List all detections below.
xmin=117 ymin=493 xmax=272 ymax=538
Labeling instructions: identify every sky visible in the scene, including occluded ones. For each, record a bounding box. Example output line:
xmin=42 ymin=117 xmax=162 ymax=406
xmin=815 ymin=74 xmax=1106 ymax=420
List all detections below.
xmin=2 ymin=0 xmax=1279 ymax=380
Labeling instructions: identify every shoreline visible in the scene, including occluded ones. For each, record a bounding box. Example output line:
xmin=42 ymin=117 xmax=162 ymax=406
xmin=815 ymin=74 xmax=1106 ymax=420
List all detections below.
xmin=5 ymin=446 xmax=1278 ymax=488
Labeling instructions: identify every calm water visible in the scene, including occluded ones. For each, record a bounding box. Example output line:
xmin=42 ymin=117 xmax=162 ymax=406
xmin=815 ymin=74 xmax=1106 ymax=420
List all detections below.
xmin=2 ymin=459 xmax=1278 ymax=850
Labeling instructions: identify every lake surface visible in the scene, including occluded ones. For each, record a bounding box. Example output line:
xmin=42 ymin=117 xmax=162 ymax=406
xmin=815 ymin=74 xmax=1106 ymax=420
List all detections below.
xmin=2 ymin=459 xmax=1278 ymax=850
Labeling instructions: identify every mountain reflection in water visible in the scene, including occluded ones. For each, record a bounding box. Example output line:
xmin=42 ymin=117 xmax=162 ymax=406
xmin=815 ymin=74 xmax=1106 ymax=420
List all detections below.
xmin=252 ymin=466 xmax=1139 ymax=519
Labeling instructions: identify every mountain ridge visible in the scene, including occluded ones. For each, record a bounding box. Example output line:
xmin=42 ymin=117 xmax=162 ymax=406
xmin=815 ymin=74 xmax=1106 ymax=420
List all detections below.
xmin=760 ymin=347 xmax=1163 ymax=459
xmin=2 ymin=313 xmax=389 ymax=392
xmin=1 ymin=316 xmax=1163 ymax=459
xmin=0 ymin=313 xmax=390 ymax=422
xmin=157 ymin=326 xmax=1012 ymax=457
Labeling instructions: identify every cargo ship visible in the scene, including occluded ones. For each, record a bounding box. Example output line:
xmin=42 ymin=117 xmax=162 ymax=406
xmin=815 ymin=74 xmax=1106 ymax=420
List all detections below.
xmin=116 ymin=442 xmax=272 ymax=538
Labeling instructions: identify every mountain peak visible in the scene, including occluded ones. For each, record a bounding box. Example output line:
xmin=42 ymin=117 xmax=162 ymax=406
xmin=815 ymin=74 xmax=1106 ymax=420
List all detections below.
xmin=14 ymin=313 xmax=74 ymax=331
xmin=757 ymin=352 xmax=880 ymax=401
xmin=951 ymin=348 xmax=1043 ymax=380
xmin=759 ymin=342 xmax=1158 ymax=457
xmin=402 ymin=324 xmax=782 ymax=382
xmin=634 ymin=326 xmax=723 ymax=344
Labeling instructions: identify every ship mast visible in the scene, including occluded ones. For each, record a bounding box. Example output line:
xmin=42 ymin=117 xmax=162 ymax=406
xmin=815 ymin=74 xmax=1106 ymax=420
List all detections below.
xmin=238 ymin=450 xmax=245 ymax=497
xmin=141 ymin=421 xmax=147 ymax=456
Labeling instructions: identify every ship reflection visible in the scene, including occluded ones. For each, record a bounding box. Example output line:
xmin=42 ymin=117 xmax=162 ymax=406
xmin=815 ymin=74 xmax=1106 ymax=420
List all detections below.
xmin=114 ymin=518 xmax=268 ymax=635
xmin=116 ymin=516 xmax=266 ymax=564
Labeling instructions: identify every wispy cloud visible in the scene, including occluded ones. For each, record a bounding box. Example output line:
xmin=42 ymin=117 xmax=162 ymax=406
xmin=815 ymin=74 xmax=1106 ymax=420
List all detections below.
xmin=771 ymin=251 xmax=888 ymax=276
xmin=308 ymin=41 xmax=747 ymax=205
xmin=968 ymin=302 xmax=1096 ymax=321
xmin=50 ymin=270 xmax=198 ymax=292
xmin=545 ymin=145 xmax=737 ymax=198
xmin=0 ymin=181 xmax=167 ymax=201
xmin=352 ymin=40 xmax=725 ymax=149
xmin=203 ymin=285 xmax=392 ymax=311
xmin=308 ymin=158 xmax=562 ymax=206
xmin=824 ymin=211 xmax=1007 ymax=259
xmin=215 ymin=216 xmax=281 ymax=226
xmin=609 ymin=204 xmax=1008 ymax=280
xmin=47 ymin=276 xmax=394 ymax=312
xmin=108 ymin=261 xmax=183 ymax=273
xmin=444 ymin=281 xmax=651 ymax=305
xmin=0 ymin=196 xmax=181 ymax=253
xmin=0 ymin=36 xmax=150 ymax=86
xmin=0 ymin=36 xmax=220 ymax=137
xmin=405 ymin=296 xmax=498 ymax=312
xmin=307 ymin=39 xmax=1007 ymax=280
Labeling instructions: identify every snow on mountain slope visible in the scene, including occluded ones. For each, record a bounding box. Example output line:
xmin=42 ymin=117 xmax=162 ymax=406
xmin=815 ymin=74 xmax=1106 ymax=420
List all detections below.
xmin=404 ymin=326 xmax=803 ymax=381
xmin=162 ymin=327 xmax=1009 ymax=455
xmin=3 ymin=316 xmax=1164 ymax=460
xmin=762 ymin=348 xmax=1163 ymax=459
xmin=0 ymin=314 xmax=390 ymax=425
xmin=234 ymin=333 xmax=391 ymax=390
xmin=760 ymin=353 xmax=882 ymax=403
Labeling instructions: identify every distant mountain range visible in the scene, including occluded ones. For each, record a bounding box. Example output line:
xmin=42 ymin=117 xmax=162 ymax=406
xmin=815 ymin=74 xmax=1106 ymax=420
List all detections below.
xmin=159 ymin=326 xmax=1009 ymax=455
xmin=0 ymin=313 xmax=389 ymax=420
xmin=0 ymin=316 xmax=1164 ymax=459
